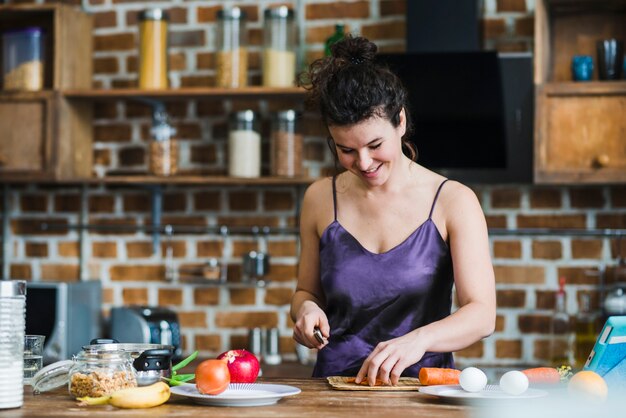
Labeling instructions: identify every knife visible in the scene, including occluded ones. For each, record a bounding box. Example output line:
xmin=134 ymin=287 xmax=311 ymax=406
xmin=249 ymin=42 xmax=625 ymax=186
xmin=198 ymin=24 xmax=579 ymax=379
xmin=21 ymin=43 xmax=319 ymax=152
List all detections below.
xmin=313 ymin=327 xmax=325 ymax=344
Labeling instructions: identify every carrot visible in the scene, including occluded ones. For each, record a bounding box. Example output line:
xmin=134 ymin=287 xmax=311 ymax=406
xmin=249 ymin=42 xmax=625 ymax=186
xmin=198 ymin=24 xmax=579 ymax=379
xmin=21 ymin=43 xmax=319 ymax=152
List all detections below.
xmin=521 ymin=367 xmax=561 ymax=384
xmin=418 ymin=367 xmax=461 ymax=385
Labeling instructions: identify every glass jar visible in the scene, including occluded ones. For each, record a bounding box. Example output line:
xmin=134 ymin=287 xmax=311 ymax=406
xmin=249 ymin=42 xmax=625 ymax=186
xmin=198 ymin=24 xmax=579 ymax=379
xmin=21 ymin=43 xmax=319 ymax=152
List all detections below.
xmin=2 ymin=27 xmax=44 ymax=91
xmin=0 ymin=281 xmax=26 ymax=410
xmin=138 ymin=8 xmax=169 ymax=89
xmin=149 ymin=109 xmax=178 ymax=176
xmin=262 ymin=6 xmax=296 ymax=87
xmin=216 ymin=7 xmax=248 ymax=88
xmin=68 ymin=350 xmax=137 ymax=398
xmin=271 ymin=110 xmax=303 ymax=177
xmin=228 ymin=110 xmax=261 ymax=178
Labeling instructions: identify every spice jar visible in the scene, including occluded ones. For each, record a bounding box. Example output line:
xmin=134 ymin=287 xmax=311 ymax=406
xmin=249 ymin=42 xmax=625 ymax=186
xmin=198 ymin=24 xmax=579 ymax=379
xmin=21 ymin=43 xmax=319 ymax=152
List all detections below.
xmin=138 ymin=8 xmax=169 ymax=89
xmin=228 ymin=110 xmax=261 ymax=178
xmin=68 ymin=350 xmax=137 ymax=398
xmin=271 ymin=110 xmax=303 ymax=177
xmin=216 ymin=7 xmax=248 ymax=88
xmin=149 ymin=108 xmax=178 ymax=176
xmin=2 ymin=28 xmax=44 ymax=91
xmin=262 ymin=6 xmax=296 ymax=87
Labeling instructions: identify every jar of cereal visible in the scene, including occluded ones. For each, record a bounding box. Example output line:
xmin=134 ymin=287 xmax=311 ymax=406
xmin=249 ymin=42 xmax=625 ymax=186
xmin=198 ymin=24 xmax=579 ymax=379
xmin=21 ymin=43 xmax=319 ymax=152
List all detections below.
xmin=216 ymin=7 xmax=248 ymax=88
xmin=68 ymin=350 xmax=137 ymax=398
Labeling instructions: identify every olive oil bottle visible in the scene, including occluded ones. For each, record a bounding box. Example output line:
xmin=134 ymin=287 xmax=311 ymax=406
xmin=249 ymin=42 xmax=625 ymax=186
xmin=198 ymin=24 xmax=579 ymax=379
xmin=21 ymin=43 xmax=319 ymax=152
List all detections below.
xmin=549 ymin=277 xmax=573 ymax=367
xmin=574 ymin=292 xmax=597 ymax=369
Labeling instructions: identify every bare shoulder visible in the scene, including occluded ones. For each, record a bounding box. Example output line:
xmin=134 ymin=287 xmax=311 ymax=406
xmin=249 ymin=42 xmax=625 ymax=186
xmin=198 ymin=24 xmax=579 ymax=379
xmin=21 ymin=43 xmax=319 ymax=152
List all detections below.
xmin=303 ymin=177 xmax=333 ymax=205
xmin=301 ymin=177 xmax=335 ymax=234
xmin=437 ymin=180 xmax=483 ymax=220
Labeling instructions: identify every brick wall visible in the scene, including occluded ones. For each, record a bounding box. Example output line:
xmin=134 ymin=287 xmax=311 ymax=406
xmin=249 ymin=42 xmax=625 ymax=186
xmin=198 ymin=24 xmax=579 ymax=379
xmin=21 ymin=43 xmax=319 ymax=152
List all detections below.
xmin=5 ymin=0 xmax=625 ymax=367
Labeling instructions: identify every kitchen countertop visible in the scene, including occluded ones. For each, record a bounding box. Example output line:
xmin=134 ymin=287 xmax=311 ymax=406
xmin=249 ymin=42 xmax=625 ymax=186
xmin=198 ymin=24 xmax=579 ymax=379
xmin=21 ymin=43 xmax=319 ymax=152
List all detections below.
xmin=3 ymin=378 xmax=471 ymax=418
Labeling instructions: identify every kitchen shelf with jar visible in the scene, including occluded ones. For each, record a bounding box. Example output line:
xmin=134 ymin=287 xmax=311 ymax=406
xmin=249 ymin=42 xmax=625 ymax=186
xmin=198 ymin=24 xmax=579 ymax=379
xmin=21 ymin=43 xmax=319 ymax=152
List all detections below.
xmin=534 ymin=0 xmax=626 ymax=184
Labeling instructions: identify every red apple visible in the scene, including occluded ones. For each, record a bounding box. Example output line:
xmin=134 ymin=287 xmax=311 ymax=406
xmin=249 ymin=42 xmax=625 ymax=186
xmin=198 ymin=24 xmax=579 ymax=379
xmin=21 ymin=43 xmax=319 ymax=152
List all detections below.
xmin=216 ymin=349 xmax=260 ymax=383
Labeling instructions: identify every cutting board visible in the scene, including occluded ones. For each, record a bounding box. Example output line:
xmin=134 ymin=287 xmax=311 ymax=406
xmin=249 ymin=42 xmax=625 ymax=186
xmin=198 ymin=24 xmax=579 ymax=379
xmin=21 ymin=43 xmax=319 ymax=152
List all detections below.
xmin=327 ymin=376 xmax=422 ymax=391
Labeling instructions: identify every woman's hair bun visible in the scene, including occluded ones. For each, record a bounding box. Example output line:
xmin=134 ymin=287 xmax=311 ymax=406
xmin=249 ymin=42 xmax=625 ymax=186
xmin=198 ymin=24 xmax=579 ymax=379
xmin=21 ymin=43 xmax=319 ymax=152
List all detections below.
xmin=330 ymin=35 xmax=377 ymax=65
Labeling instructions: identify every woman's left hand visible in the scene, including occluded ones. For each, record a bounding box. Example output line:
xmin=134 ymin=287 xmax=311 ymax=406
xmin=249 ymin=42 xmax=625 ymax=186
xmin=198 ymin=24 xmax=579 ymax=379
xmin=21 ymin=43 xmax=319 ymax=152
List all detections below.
xmin=354 ymin=332 xmax=425 ymax=386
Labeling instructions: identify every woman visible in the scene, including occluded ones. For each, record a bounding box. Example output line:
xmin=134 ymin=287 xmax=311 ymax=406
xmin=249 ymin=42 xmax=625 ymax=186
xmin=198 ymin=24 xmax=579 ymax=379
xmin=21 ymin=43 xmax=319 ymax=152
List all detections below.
xmin=290 ymin=36 xmax=495 ymax=386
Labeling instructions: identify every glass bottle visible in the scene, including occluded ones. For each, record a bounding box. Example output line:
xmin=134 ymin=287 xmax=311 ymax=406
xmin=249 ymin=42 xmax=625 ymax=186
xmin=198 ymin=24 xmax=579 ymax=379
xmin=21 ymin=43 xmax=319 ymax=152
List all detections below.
xmin=574 ymin=292 xmax=597 ymax=369
xmin=68 ymin=349 xmax=137 ymax=398
xmin=149 ymin=108 xmax=178 ymax=176
xmin=271 ymin=110 xmax=303 ymax=177
xmin=228 ymin=110 xmax=261 ymax=178
xmin=138 ymin=8 xmax=169 ymax=89
xmin=2 ymin=28 xmax=45 ymax=91
xmin=324 ymin=23 xmax=345 ymax=56
xmin=216 ymin=7 xmax=248 ymax=88
xmin=0 ymin=280 xmax=26 ymax=409
xmin=262 ymin=6 xmax=296 ymax=87
xmin=549 ymin=277 xmax=573 ymax=367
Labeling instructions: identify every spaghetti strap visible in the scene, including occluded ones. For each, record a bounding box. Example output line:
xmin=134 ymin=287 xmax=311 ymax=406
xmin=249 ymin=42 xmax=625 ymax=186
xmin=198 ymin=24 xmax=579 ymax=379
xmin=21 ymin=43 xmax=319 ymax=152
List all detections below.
xmin=332 ymin=176 xmax=338 ymax=221
xmin=428 ymin=179 xmax=449 ymax=219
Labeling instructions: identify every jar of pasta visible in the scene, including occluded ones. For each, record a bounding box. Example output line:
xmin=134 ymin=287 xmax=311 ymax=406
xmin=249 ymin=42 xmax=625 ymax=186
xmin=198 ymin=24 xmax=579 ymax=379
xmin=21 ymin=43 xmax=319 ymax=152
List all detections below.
xmin=262 ymin=6 xmax=296 ymax=87
xmin=2 ymin=27 xmax=44 ymax=91
xmin=138 ymin=8 xmax=169 ymax=89
xmin=271 ymin=110 xmax=303 ymax=177
xmin=228 ymin=110 xmax=261 ymax=178
xmin=216 ymin=7 xmax=248 ymax=88
xmin=149 ymin=108 xmax=178 ymax=176
xmin=68 ymin=350 xmax=137 ymax=398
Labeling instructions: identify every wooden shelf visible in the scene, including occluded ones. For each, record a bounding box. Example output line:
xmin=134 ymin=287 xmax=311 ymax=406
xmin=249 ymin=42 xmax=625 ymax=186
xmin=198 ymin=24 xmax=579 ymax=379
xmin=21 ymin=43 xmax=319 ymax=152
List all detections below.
xmin=547 ymin=0 xmax=626 ymax=14
xmin=0 ymin=175 xmax=316 ymax=186
xmin=63 ymin=87 xmax=307 ymax=101
xmin=540 ymin=81 xmax=626 ymax=96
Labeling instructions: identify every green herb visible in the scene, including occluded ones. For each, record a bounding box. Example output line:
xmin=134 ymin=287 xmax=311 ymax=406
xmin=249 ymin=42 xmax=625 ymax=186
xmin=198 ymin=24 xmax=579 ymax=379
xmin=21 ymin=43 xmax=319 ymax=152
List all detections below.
xmin=172 ymin=350 xmax=198 ymax=372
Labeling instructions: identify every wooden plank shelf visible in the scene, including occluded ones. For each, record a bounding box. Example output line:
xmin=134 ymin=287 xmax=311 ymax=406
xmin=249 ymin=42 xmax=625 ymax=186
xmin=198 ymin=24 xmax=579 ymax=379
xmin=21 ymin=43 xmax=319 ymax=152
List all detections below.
xmin=63 ymin=87 xmax=308 ymax=101
xmin=539 ymin=81 xmax=626 ymax=96
xmin=0 ymin=175 xmax=316 ymax=186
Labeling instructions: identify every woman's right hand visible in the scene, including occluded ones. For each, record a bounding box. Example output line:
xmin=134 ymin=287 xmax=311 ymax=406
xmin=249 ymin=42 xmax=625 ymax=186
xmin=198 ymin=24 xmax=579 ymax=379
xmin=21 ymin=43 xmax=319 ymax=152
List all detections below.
xmin=293 ymin=302 xmax=330 ymax=350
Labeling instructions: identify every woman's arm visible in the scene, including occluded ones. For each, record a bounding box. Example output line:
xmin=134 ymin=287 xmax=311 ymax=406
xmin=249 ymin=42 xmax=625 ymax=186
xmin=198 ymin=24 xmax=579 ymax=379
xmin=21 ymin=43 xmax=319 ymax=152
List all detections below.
xmin=356 ymin=181 xmax=496 ymax=385
xmin=290 ymin=180 xmax=331 ymax=349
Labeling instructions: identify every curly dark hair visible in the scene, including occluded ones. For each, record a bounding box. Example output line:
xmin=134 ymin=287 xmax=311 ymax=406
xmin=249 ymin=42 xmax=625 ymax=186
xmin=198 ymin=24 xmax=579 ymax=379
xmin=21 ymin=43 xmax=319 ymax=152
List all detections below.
xmin=298 ymin=35 xmax=416 ymax=160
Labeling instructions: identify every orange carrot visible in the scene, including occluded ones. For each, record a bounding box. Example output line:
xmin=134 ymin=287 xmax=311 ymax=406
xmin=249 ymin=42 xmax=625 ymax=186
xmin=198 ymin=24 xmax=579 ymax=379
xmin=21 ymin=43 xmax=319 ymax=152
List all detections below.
xmin=521 ymin=367 xmax=561 ymax=384
xmin=418 ymin=367 xmax=461 ymax=385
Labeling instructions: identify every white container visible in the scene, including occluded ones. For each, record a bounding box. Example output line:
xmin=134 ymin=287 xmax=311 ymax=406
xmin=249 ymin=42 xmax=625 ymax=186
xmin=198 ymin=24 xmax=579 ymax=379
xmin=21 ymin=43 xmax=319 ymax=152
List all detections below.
xmin=0 ymin=280 xmax=26 ymax=410
xmin=228 ymin=110 xmax=261 ymax=178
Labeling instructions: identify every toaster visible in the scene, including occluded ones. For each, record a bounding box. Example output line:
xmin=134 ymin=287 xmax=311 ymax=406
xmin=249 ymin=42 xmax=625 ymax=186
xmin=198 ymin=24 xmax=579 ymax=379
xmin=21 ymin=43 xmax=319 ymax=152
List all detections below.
xmin=110 ymin=306 xmax=182 ymax=359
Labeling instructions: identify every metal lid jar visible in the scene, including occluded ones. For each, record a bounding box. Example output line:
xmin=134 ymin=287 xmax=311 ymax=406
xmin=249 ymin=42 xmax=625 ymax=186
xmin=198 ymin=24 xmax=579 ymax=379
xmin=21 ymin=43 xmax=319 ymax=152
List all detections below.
xmin=68 ymin=349 xmax=137 ymax=398
xmin=2 ymin=28 xmax=45 ymax=91
xmin=216 ymin=7 xmax=248 ymax=88
xmin=271 ymin=110 xmax=303 ymax=177
xmin=262 ymin=6 xmax=296 ymax=87
xmin=228 ymin=110 xmax=261 ymax=178
xmin=138 ymin=8 xmax=169 ymax=89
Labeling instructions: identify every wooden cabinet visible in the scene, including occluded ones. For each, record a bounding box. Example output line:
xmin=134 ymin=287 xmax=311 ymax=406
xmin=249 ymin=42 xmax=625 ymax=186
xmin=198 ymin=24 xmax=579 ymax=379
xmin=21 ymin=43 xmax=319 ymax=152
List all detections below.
xmin=0 ymin=4 xmax=93 ymax=180
xmin=534 ymin=0 xmax=626 ymax=184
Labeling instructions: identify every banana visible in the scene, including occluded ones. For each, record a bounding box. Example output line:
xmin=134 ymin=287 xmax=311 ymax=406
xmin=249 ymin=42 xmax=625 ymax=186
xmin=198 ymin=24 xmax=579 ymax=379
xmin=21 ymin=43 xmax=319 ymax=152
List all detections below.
xmin=78 ymin=382 xmax=171 ymax=409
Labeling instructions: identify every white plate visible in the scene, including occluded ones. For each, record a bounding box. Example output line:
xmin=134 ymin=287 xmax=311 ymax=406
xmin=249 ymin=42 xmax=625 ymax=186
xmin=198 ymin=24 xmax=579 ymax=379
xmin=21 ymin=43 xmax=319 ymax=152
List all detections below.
xmin=171 ymin=383 xmax=301 ymax=407
xmin=419 ymin=384 xmax=548 ymax=403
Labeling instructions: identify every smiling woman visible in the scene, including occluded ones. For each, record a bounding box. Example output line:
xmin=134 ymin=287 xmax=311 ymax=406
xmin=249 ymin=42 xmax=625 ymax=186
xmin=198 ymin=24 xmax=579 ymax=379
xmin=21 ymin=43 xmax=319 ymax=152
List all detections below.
xmin=290 ymin=35 xmax=496 ymax=386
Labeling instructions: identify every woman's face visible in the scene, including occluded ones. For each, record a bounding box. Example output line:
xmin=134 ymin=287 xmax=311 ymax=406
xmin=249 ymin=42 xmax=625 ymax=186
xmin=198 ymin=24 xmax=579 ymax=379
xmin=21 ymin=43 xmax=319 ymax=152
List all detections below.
xmin=329 ymin=109 xmax=406 ymax=187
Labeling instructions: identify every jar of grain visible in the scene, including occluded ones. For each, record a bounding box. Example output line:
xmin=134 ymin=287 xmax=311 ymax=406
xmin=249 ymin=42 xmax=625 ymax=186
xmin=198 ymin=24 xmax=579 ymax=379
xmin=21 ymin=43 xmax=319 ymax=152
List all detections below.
xmin=216 ymin=7 xmax=248 ymax=88
xmin=271 ymin=110 xmax=303 ymax=177
xmin=149 ymin=109 xmax=178 ymax=176
xmin=138 ymin=8 xmax=169 ymax=89
xmin=228 ymin=110 xmax=261 ymax=178
xmin=68 ymin=349 xmax=137 ymax=399
xmin=262 ymin=6 xmax=296 ymax=87
xmin=2 ymin=28 xmax=44 ymax=91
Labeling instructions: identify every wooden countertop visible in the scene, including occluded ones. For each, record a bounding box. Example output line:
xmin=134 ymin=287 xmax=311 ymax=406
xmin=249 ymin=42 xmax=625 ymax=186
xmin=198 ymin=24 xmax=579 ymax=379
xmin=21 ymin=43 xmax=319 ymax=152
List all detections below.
xmin=3 ymin=378 xmax=471 ymax=418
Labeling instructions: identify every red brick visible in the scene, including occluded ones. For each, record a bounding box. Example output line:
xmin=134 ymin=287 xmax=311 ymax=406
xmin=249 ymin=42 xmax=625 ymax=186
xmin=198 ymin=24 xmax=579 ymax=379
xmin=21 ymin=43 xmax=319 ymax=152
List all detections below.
xmin=54 ymin=194 xmax=80 ymax=213
xmin=267 ymin=240 xmax=297 ymax=257
xmin=229 ymin=288 xmax=256 ymax=305
xmin=493 ymin=240 xmax=522 ymax=259
xmin=532 ymin=240 xmax=562 ymax=259
xmin=170 ymin=30 xmax=205 ymax=48
xmin=110 ymin=265 xmax=165 ymax=281
xmin=483 ymin=18 xmax=507 ymax=39
xmin=306 ymin=25 xmax=343 ymax=44
xmin=196 ymin=241 xmax=224 ymax=258
xmin=41 ymin=264 xmax=79 ymax=281
xmin=569 ymin=188 xmax=605 ymax=208
xmin=494 ymin=265 xmax=545 ymax=284
xmin=102 ymin=287 xmax=114 ymax=304
xmin=169 ymin=52 xmax=186 ymax=71
xmin=265 ymin=287 xmax=294 ymax=305
xmin=10 ymin=264 xmax=31 ymax=279
xmin=180 ymin=75 xmax=214 ymax=88
xmin=122 ymin=288 xmax=148 ymax=305
xmin=485 ymin=215 xmax=507 ymax=228
xmin=264 ymin=191 xmax=294 ymax=211
xmin=189 ymin=144 xmax=218 ymax=164
xmin=178 ymin=311 xmax=207 ymax=328
xmin=163 ymin=192 xmax=187 ymax=212
xmin=571 ymin=239 xmax=603 ymax=259
xmin=610 ymin=186 xmax=626 ymax=207
xmin=94 ymin=102 xmax=118 ymax=119
xmin=455 ymin=341 xmax=483 ymax=358
xmin=306 ymin=1 xmax=369 ymax=19
xmin=158 ymin=288 xmax=183 ymax=306
xmin=266 ymin=264 xmax=297 ymax=282
xmin=496 ymin=289 xmax=526 ymax=308
xmin=123 ymin=194 xmax=151 ymax=213
xmin=610 ymin=239 xmax=626 ymax=259
xmin=530 ymin=188 xmax=562 ymax=208
xmin=536 ymin=290 xmax=557 ymax=310
xmin=514 ymin=16 xmax=534 ymax=37
xmin=126 ymin=242 xmax=153 ymax=258
xmin=196 ymin=52 xmax=215 ymax=70
xmin=118 ymin=146 xmax=145 ymax=166
xmin=197 ymin=5 xmax=221 ymax=22
xmin=194 ymin=288 xmax=220 ymax=305
xmin=596 ymin=213 xmax=626 ymax=229
xmin=195 ymin=334 xmax=221 ymax=352
xmin=159 ymin=241 xmax=186 ymax=258
xmin=491 ymin=188 xmax=521 ymax=208
xmin=193 ymin=191 xmax=221 ymax=211
xmin=556 ymin=267 xmax=601 ymax=285
xmin=497 ymin=0 xmax=527 ymax=12
xmin=94 ymin=124 xmax=132 ymax=142
xmin=217 ymin=216 xmax=281 ymax=228
xmin=533 ymin=339 xmax=551 ymax=360
xmin=361 ymin=21 xmax=405 ymax=40
xmin=57 ymin=242 xmax=78 ymax=257
xmin=25 ymin=242 xmax=48 ymax=257
xmin=93 ymin=10 xmax=117 ymax=28
xmin=93 ymin=57 xmax=119 ymax=74
xmin=20 ymin=195 xmax=47 ymax=212
xmin=94 ymin=33 xmax=135 ymax=52
xmin=495 ymin=339 xmax=522 ymax=359
xmin=215 ymin=311 xmax=278 ymax=328
xmin=92 ymin=242 xmax=117 ymax=258
xmin=232 ymin=241 xmax=258 ymax=257
xmin=380 ymin=0 xmax=406 ymax=16
xmin=495 ymin=315 xmax=505 ymax=332
xmin=89 ymin=195 xmax=115 ymax=213
xmin=518 ymin=314 xmax=552 ymax=334
xmin=517 ymin=214 xmax=586 ymax=229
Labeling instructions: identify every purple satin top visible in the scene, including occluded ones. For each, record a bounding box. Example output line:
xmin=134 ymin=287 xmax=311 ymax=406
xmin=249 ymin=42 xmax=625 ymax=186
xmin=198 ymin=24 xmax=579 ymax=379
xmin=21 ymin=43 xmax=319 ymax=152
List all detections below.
xmin=312 ymin=178 xmax=455 ymax=377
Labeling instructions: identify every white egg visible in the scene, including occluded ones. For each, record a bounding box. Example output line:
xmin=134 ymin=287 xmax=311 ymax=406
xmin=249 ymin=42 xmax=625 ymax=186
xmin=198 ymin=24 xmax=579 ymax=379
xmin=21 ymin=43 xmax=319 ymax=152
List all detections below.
xmin=459 ymin=367 xmax=488 ymax=392
xmin=499 ymin=370 xmax=529 ymax=395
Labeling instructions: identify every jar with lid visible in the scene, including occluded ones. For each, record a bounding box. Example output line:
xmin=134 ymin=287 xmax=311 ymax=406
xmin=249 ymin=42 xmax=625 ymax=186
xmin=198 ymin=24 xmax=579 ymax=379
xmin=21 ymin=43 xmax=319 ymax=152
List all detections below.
xmin=2 ymin=27 xmax=45 ymax=91
xmin=262 ymin=6 xmax=296 ymax=87
xmin=229 ymin=110 xmax=261 ymax=178
xmin=149 ymin=108 xmax=178 ymax=176
xmin=0 ymin=280 xmax=26 ymax=409
xmin=271 ymin=110 xmax=303 ymax=177
xmin=138 ymin=8 xmax=169 ymax=89
xmin=216 ymin=7 xmax=248 ymax=88
xmin=68 ymin=349 xmax=137 ymax=398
